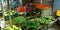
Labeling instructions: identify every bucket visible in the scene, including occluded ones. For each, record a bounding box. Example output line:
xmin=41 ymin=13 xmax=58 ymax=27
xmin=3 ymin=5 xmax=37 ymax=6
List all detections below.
xmin=41 ymin=8 xmax=52 ymax=16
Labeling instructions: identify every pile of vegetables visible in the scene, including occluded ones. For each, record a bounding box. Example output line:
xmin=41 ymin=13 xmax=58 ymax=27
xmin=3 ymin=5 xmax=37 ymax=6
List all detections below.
xmin=13 ymin=16 xmax=26 ymax=25
xmin=37 ymin=16 xmax=52 ymax=24
xmin=13 ymin=16 xmax=40 ymax=30
xmin=22 ymin=20 xmax=40 ymax=30
xmin=4 ymin=10 xmax=16 ymax=16
xmin=13 ymin=16 xmax=52 ymax=30
xmin=18 ymin=6 xmax=25 ymax=12
xmin=5 ymin=25 xmax=22 ymax=30
xmin=4 ymin=10 xmax=17 ymax=20
xmin=35 ymin=3 xmax=51 ymax=9
xmin=4 ymin=12 xmax=9 ymax=16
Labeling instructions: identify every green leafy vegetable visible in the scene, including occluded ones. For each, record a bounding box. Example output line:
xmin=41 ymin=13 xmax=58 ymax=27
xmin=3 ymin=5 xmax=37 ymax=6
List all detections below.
xmin=14 ymin=16 xmax=26 ymax=25
xmin=5 ymin=25 xmax=21 ymax=30
xmin=37 ymin=16 xmax=52 ymax=24
xmin=5 ymin=26 xmax=13 ymax=30
xmin=12 ymin=25 xmax=20 ymax=30
xmin=22 ymin=20 xmax=40 ymax=29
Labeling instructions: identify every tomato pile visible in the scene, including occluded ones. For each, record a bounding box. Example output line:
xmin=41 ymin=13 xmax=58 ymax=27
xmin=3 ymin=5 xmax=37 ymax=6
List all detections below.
xmin=35 ymin=3 xmax=51 ymax=9
xmin=18 ymin=6 xmax=26 ymax=12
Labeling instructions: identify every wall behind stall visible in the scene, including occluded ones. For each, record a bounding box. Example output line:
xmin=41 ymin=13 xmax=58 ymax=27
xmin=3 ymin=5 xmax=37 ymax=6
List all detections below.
xmin=53 ymin=0 xmax=60 ymax=16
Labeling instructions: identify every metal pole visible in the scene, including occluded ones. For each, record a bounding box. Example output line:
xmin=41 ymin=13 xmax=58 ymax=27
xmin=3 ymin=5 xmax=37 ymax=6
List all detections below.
xmin=52 ymin=0 xmax=54 ymax=16
xmin=1 ymin=0 xmax=6 ymax=30
xmin=41 ymin=0 xmax=43 ymax=4
xmin=19 ymin=0 xmax=22 ymax=6
xmin=7 ymin=0 xmax=12 ymax=27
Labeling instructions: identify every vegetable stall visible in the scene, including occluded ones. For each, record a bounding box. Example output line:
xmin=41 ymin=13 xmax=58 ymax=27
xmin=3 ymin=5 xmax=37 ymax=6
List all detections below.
xmin=0 ymin=0 xmax=57 ymax=30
